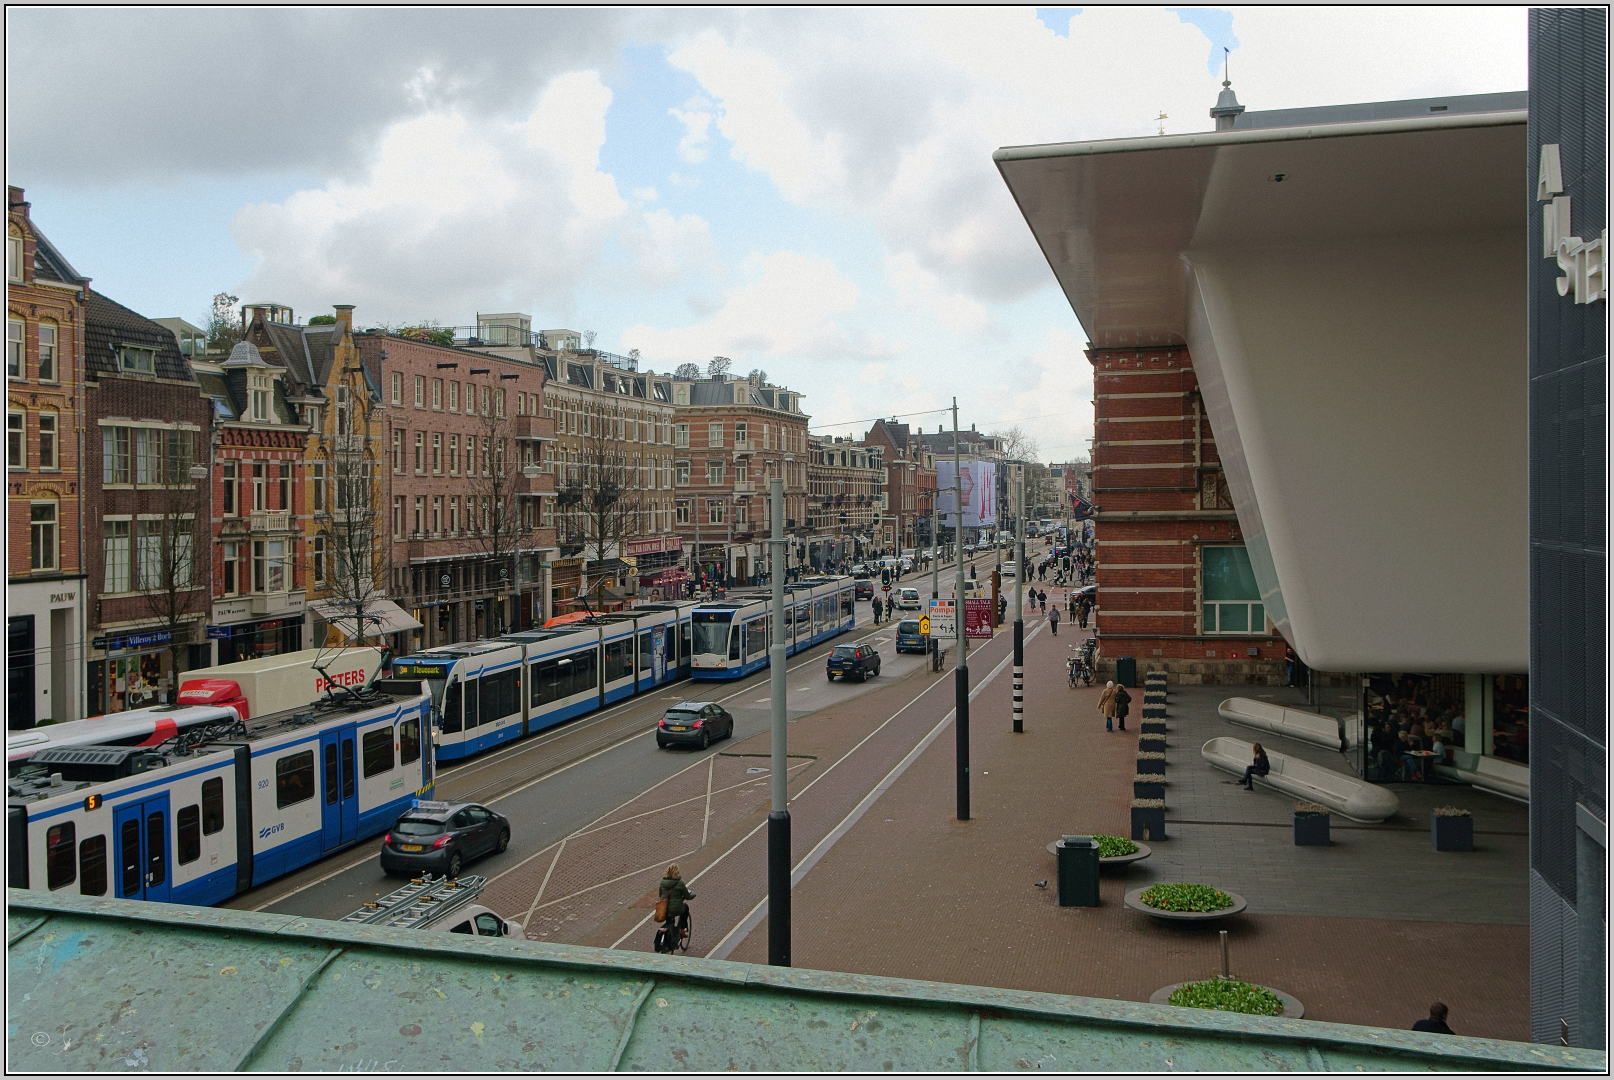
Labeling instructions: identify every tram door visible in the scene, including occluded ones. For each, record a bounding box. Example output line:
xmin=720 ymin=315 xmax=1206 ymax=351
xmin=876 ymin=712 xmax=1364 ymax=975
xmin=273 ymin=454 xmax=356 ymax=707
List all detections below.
xmin=320 ymin=723 xmax=360 ymax=849
xmin=113 ymin=794 xmax=171 ymax=903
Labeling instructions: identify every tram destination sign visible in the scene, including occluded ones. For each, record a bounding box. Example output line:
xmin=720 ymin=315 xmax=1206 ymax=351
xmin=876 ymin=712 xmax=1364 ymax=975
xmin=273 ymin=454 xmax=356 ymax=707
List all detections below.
xmin=392 ymin=660 xmax=451 ymax=679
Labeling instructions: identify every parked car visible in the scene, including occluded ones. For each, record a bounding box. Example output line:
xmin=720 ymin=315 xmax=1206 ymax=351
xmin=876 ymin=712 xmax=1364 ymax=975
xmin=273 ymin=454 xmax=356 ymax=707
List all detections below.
xmin=963 ymin=543 xmax=976 ymax=555
xmin=1001 ymin=561 xmax=1018 ymax=578
xmin=381 ymin=801 xmax=512 ymax=879
xmin=895 ymin=619 xmax=927 ymax=654
xmin=854 ymin=579 xmax=874 ymax=600
xmin=657 ymin=701 xmax=735 ymax=749
xmin=896 ymin=587 xmax=921 ymax=610
xmin=827 ymin=643 xmax=882 ymax=682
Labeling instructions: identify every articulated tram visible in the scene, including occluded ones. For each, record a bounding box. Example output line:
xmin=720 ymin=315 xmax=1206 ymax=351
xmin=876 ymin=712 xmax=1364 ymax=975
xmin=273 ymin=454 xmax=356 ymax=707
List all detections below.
xmin=394 ymin=601 xmax=700 ymax=763
xmin=8 ymin=678 xmax=434 ymax=906
xmin=691 ymin=576 xmax=856 ymax=680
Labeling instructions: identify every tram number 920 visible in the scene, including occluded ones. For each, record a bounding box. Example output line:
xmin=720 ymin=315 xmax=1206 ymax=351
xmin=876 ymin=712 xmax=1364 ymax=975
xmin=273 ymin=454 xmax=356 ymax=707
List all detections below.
xmin=258 ymin=822 xmax=285 ymax=839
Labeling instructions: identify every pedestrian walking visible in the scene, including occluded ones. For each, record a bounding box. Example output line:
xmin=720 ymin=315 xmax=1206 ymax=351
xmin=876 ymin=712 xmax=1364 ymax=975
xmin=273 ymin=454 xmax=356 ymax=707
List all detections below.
xmin=1039 ymin=589 xmax=1047 ymax=613
xmin=1114 ymin=683 xmax=1131 ymax=731
xmin=1411 ymin=1003 xmax=1454 ymax=1035
xmin=1049 ymin=606 xmax=1060 ymax=635
xmin=871 ymin=595 xmax=882 ymax=624
xmin=1078 ymin=598 xmax=1091 ymax=629
xmin=1099 ymin=681 xmax=1118 ymax=732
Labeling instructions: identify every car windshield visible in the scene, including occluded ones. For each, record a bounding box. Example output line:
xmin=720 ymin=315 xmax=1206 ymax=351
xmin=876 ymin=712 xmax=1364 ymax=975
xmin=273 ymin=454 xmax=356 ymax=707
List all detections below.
xmin=394 ymin=818 xmax=445 ymax=836
xmin=664 ymin=710 xmax=700 ymax=722
xmin=898 ymin=621 xmax=920 ymax=633
xmin=831 ymin=646 xmax=858 ymax=658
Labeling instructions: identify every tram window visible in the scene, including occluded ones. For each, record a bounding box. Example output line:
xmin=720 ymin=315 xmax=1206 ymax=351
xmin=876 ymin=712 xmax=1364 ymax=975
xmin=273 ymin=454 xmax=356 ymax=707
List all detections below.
xmin=146 ymin=810 xmax=165 ymax=887
xmin=399 ymin=718 xmax=421 ymax=766
xmin=79 ymin=835 xmax=107 ymax=896
xmin=341 ymin=739 xmax=355 ymax=799
xmin=362 ymin=728 xmax=394 ymax=778
xmin=442 ymin=682 xmax=464 ymax=733
xmin=480 ymin=669 xmax=519 ymax=719
xmin=46 ymin=822 xmax=75 ymax=890
xmin=841 ymin=592 xmax=854 ymax=617
xmin=748 ymin=620 xmax=767 ymax=658
xmin=463 ymin=678 xmax=480 ymax=730
xmin=573 ymin=649 xmax=598 ymax=693
xmin=202 ymin=777 xmax=224 ymax=834
xmin=605 ymin=639 xmax=633 ymax=681
xmin=531 ymin=660 xmax=558 ymax=707
xmin=680 ymin=621 xmax=689 ymax=659
xmin=324 ymin=744 xmax=339 ymax=804
xmin=120 ymin=819 xmax=141 ymax=895
xmin=728 ymin=626 xmax=741 ymax=660
xmin=276 ymin=750 xmax=316 ymax=808
xmin=639 ymin=632 xmax=653 ymax=672
xmin=176 ymin=804 xmax=201 ymax=865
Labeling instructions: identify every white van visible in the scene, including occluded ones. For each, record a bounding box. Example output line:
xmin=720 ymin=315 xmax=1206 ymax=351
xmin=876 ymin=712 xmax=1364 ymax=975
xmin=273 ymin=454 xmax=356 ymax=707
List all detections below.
xmin=1001 ymin=561 xmax=1018 ymax=578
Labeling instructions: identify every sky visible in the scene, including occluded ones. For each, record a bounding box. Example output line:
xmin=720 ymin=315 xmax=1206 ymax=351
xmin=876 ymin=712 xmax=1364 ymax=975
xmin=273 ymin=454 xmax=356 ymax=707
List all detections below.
xmin=7 ymin=7 xmax=1527 ymax=462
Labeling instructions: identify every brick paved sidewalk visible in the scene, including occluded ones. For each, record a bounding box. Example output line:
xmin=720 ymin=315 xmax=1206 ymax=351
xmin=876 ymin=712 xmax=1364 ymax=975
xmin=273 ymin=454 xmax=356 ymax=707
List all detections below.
xmin=723 ymin=620 xmax=1531 ymax=1043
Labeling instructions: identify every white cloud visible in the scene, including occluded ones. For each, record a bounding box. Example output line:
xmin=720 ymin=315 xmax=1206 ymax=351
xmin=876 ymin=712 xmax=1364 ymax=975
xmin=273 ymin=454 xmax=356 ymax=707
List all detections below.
xmin=669 ymin=97 xmax=715 ymax=163
xmin=620 ymin=252 xmax=861 ymax=363
xmin=886 ymin=252 xmax=988 ymax=335
xmin=622 ymin=208 xmax=719 ymax=290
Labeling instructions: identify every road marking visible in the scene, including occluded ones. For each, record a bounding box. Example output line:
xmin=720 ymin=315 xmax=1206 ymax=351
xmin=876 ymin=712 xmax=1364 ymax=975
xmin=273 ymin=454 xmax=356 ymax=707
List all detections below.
xmin=521 ymin=839 xmax=567 ymax=928
xmin=702 ymin=757 xmax=715 ymax=847
xmin=705 ymin=620 xmax=1046 ymax=961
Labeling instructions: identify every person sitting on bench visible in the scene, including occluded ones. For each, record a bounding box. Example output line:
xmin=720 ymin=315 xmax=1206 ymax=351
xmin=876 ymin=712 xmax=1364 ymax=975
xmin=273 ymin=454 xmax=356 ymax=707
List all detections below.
xmin=1242 ymin=743 xmax=1271 ymax=790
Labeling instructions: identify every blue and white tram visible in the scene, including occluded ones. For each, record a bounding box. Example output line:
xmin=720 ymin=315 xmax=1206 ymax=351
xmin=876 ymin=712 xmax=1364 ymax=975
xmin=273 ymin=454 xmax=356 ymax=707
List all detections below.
xmin=691 ymin=575 xmax=856 ymax=680
xmin=390 ymin=641 xmax=528 ymax=762
xmin=7 ymin=680 xmax=433 ymax=906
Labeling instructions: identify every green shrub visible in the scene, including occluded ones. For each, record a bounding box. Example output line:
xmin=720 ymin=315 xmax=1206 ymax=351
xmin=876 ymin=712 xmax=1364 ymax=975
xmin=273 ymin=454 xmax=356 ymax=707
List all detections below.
xmin=1167 ymin=977 xmax=1284 ymax=1016
xmin=1138 ymin=883 xmax=1233 ymax=912
xmin=1092 ymin=834 xmax=1138 ymax=858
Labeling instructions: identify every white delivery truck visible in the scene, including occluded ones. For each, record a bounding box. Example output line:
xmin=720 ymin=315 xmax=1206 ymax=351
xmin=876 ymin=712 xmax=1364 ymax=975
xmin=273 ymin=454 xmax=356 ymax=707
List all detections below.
xmin=340 ymin=874 xmax=525 ymax=939
xmin=176 ymin=647 xmax=383 ymax=720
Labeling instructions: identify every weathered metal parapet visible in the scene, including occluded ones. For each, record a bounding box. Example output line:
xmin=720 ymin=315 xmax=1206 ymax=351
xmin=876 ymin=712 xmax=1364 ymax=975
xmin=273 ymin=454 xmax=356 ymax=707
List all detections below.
xmin=7 ymin=890 xmax=1603 ymax=1072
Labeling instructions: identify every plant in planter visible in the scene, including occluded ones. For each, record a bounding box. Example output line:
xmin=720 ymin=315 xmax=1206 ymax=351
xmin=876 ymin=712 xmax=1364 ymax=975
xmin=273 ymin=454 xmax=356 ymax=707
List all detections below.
xmin=1293 ymin=800 xmax=1330 ymax=846
xmin=1133 ymin=773 xmax=1165 ymax=801
xmin=1432 ymin=805 xmax=1473 ymax=852
xmin=1138 ymin=732 xmax=1167 ymax=749
xmin=1136 ymin=750 xmax=1166 ymax=775
xmin=1138 ymin=882 xmax=1233 ymax=913
xmin=1092 ymin=834 xmax=1139 ymax=859
xmin=1131 ymin=798 xmax=1166 ymax=841
xmin=1167 ymin=977 xmax=1285 ymax=1016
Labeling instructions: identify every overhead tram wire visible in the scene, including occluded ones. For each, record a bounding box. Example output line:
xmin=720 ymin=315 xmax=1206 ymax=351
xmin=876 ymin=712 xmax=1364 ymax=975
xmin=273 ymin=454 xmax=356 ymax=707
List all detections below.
xmin=808 ymin=408 xmax=1079 ymax=434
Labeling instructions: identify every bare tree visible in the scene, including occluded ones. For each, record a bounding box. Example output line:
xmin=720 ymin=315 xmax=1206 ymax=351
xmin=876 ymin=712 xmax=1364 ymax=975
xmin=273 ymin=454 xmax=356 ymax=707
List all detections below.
xmin=465 ymin=391 xmax=535 ymax=633
xmin=674 ymin=362 xmax=701 ymax=380
xmin=990 ymin=424 xmax=1041 ymax=463
xmin=747 ymin=368 xmax=768 ymax=384
xmin=554 ymin=424 xmax=642 ymax=609
xmin=707 ymin=355 xmax=732 ymax=379
xmin=316 ymin=378 xmax=388 ymax=652
xmin=583 ymin=330 xmax=597 ymax=350
xmin=135 ymin=432 xmax=210 ymax=686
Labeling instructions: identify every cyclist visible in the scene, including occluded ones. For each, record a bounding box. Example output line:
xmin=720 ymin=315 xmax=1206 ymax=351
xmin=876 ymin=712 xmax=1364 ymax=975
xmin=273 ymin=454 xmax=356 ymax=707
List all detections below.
xmin=656 ymin=864 xmax=694 ymax=953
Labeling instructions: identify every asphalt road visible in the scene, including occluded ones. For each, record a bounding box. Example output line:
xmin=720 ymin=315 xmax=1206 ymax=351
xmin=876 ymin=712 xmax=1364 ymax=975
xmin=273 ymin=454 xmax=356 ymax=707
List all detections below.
xmin=223 ymin=556 xmax=1013 ymax=924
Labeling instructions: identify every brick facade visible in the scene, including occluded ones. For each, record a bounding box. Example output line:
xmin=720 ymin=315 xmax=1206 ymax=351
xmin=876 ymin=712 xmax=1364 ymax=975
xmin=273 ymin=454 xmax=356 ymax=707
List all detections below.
xmin=1089 ymin=347 xmax=1284 ymax=683
xmin=861 ymin=420 xmax=937 ymax=555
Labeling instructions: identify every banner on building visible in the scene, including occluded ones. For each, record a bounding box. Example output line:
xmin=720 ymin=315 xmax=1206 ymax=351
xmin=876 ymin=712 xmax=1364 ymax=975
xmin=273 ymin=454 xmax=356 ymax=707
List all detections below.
xmin=1072 ymin=495 xmax=1094 ymax=519
xmin=936 ymin=460 xmax=999 ymax=527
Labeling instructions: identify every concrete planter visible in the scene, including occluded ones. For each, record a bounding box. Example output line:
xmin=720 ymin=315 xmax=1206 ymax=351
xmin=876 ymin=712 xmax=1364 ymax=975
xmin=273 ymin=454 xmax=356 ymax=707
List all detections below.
xmin=1134 ymin=779 xmax=1165 ymax=801
xmin=1136 ymin=752 xmax=1166 ymax=775
xmin=1141 ymin=720 xmax=1168 ymax=734
xmin=1432 ymin=812 xmax=1473 ymax=852
xmin=1131 ymin=800 xmax=1166 ymax=841
xmin=1138 ymin=733 xmax=1167 ymax=751
xmin=1293 ymin=811 xmax=1330 ymax=846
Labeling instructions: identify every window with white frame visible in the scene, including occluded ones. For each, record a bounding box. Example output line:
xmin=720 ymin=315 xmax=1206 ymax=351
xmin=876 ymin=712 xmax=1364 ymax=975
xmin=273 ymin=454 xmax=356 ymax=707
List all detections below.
xmin=36 ymin=324 xmax=56 ymax=382
xmin=312 ymin=535 xmax=327 ymax=585
xmin=335 ymin=385 xmax=351 ymax=435
xmin=448 ymin=381 xmax=458 ymax=412
xmin=431 ymin=378 xmax=443 ymax=410
xmin=30 ymin=502 xmax=57 ymax=570
xmin=103 ymin=520 xmax=131 ymax=593
xmin=390 ymin=371 xmax=403 ymax=405
xmin=449 ymin=434 xmax=459 ymax=475
xmin=413 ymin=496 xmax=425 ymax=535
xmin=392 ymin=496 xmax=404 ymax=537
xmin=251 ymin=461 xmax=266 ymax=511
xmin=706 ymin=460 xmax=724 ymax=486
xmin=37 ymin=411 xmax=56 ymax=469
xmin=414 ymin=375 xmax=425 ymax=408
xmin=7 ymin=411 xmax=23 ymax=469
xmin=252 ymin=539 xmax=287 ymax=593
xmin=249 ymin=373 xmax=271 ymax=421
xmin=312 ymin=462 xmax=326 ymax=512
xmin=6 ymin=235 xmax=22 ymax=281
xmin=675 ymin=460 xmax=690 ymax=486
xmin=707 ymin=421 xmax=723 ymax=448
xmin=7 ymin=319 xmax=22 ymax=378
xmin=707 ymin=499 xmax=725 ymax=525
xmin=119 ymin=345 xmax=156 ymax=375
xmin=674 ymin=423 xmax=689 ymax=448
xmin=392 ymin=428 xmax=403 ymax=474
xmin=220 ymin=459 xmax=237 ymax=513
xmin=221 ymin=541 xmax=241 ymax=595
xmin=1202 ymin=546 xmax=1265 ymax=635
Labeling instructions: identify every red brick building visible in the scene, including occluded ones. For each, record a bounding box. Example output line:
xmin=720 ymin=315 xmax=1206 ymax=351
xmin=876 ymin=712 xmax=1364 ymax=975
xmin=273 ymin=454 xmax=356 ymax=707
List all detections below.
xmin=1089 ymin=347 xmax=1283 ymax=683
xmin=861 ymin=420 xmax=936 ymax=555
xmin=7 ymin=186 xmax=89 ymax=727
xmin=83 ymin=291 xmax=214 ymax=715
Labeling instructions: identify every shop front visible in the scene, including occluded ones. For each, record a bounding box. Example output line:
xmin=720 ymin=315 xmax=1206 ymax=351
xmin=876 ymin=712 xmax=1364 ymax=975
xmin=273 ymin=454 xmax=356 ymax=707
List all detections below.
xmin=87 ymin=623 xmax=207 ymax=716
xmin=208 ymin=595 xmax=306 ymax=666
xmin=1362 ymin=671 xmax=1528 ymax=783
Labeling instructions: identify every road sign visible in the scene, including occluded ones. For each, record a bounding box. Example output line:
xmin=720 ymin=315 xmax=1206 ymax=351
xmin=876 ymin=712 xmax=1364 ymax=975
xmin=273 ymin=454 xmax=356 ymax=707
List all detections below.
xmin=918 ymin=615 xmax=930 ymax=635
xmin=964 ymin=597 xmax=993 ymax=639
xmin=927 ymin=598 xmax=956 ymax=638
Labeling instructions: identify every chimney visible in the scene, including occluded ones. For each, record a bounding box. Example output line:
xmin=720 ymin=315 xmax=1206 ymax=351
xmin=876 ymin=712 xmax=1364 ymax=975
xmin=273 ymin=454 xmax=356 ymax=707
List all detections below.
xmin=333 ymin=304 xmax=355 ymax=336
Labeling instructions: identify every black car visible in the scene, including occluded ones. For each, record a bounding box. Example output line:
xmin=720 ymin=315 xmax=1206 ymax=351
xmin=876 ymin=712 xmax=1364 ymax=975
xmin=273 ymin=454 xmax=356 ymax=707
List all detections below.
xmin=827 ymin=643 xmax=881 ymax=682
xmin=854 ymin=579 xmax=874 ymax=600
xmin=657 ymin=701 xmax=735 ymax=749
xmin=380 ymin=800 xmax=511 ymax=879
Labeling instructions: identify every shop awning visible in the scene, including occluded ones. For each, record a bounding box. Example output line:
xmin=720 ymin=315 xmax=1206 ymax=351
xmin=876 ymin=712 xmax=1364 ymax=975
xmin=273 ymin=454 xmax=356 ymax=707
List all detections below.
xmin=310 ymin=598 xmax=423 ymax=640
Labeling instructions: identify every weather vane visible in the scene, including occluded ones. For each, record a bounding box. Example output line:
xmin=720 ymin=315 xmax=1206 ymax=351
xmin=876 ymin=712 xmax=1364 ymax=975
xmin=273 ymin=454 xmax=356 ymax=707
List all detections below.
xmin=1156 ymin=111 xmax=1168 ymax=136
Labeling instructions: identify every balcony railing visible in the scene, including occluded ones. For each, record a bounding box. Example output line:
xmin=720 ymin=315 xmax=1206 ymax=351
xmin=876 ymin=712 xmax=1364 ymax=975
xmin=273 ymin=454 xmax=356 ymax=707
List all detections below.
xmin=249 ymin=589 xmax=306 ymax=616
xmin=515 ymin=470 xmax=556 ymax=496
xmin=249 ymin=510 xmax=293 ymax=533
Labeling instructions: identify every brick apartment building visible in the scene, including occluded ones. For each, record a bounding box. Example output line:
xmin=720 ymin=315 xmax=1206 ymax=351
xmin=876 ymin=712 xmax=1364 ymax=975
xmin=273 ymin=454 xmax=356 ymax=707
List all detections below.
xmin=806 ymin=434 xmax=884 ymax=565
xmin=1088 ymin=346 xmax=1283 ymax=682
xmin=862 ymin=420 xmax=936 ymax=554
xmin=671 ymin=372 xmax=810 ymax=586
xmin=359 ymin=328 xmax=554 ymax=646
xmin=7 ymin=186 xmax=89 ymax=728
xmin=83 ymin=291 xmax=214 ymax=715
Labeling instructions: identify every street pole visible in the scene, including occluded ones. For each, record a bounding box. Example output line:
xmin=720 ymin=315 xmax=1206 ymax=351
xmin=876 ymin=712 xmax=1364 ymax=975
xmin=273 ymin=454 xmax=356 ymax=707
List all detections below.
xmin=767 ymin=475 xmax=791 ymax=966
xmin=952 ymin=398 xmax=969 ymax=821
xmin=1013 ymin=467 xmax=1025 ymax=733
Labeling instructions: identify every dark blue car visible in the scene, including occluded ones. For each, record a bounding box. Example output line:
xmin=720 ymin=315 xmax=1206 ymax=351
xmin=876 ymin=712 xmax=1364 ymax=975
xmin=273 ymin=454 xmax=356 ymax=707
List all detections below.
xmin=895 ymin=619 xmax=927 ymax=654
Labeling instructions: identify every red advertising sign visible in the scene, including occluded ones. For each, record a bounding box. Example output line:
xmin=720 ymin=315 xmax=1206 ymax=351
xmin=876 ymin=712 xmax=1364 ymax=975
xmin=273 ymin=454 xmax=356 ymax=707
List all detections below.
xmin=964 ymin=597 xmax=994 ymax=639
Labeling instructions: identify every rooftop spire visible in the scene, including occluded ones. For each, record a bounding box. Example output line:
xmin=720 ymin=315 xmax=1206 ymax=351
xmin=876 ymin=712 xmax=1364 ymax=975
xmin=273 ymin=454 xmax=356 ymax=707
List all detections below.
xmin=1209 ymin=47 xmax=1245 ymax=131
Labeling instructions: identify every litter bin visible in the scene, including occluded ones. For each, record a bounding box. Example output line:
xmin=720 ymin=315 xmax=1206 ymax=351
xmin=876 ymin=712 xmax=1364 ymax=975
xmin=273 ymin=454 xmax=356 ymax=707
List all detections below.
xmin=1115 ymin=655 xmax=1137 ymax=687
xmin=1056 ymin=835 xmax=1100 ymax=907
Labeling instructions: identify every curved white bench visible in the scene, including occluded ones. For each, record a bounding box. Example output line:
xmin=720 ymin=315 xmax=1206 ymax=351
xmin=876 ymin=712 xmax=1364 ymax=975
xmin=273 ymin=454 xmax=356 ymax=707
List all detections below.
xmin=1218 ymin=698 xmax=1356 ymax=752
xmin=1435 ymin=751 xmax=1530 ymax=804
xmin=1202 ymin=737 xmax=1400 ymax=823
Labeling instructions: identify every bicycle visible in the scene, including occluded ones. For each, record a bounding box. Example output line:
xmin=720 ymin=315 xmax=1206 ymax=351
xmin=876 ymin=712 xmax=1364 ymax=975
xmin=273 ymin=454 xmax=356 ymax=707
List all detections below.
xmin=653 ymin=910 xmax=692 ymax=954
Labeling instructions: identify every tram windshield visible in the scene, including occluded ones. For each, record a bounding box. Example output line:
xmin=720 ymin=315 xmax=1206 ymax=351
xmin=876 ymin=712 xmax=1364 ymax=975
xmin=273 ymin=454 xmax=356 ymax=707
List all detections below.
xmin=691 ymin=612 xmax=733 ymax=656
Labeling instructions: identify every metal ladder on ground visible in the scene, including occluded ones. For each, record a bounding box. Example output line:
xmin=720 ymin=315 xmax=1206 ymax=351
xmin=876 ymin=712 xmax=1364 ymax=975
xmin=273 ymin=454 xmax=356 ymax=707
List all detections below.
xmin=338 ymin=874 xmax=490 ymax=931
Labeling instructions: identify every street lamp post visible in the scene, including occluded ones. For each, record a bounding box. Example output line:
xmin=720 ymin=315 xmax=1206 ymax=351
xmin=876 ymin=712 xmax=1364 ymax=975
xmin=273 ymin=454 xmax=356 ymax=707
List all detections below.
xmin=768 ymin=475 xmax=791 ymax=966
xmin=952 ymin=398 xmax=969 ymax=822
xmin=1014 ymin=467 xmax=1025 ymax=733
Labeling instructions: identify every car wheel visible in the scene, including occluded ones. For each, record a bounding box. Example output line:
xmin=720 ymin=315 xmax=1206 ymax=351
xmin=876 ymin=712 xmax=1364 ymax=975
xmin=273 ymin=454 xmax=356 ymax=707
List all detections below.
xmin=657 ymin=738 xmax=669 ymax=749
xmin=827 ymin=673 xmax=835 ymax=681
xmin=496 ymin=829 xmax=510 ymax=854
xmin=699 ymin=731 xmax=710 ymax=750
xmin=447 ymin=853 xmax=463 ymax=879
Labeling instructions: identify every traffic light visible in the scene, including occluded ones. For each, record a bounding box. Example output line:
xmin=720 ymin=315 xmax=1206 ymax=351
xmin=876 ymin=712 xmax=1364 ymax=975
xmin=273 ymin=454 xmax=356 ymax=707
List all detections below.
xmin=881 ymin=567 xmax=891 ymax=585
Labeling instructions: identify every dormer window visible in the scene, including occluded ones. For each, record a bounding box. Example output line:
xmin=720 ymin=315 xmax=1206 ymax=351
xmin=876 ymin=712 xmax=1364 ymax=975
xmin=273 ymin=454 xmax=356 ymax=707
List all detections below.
xmin=118 ymin=345 xmax=156 ymax=374
xmin=250 ymin=373 xmax=273 ymax=422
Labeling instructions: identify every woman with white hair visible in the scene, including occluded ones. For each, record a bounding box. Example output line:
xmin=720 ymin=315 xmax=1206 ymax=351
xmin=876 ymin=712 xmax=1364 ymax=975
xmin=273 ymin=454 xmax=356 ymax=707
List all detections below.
xmin=1098 ymin=680 xmax=1118 ymax=732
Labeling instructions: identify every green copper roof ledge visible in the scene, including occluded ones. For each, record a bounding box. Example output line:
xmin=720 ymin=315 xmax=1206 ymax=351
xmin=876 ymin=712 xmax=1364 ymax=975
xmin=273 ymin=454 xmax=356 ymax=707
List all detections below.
xmin=6 ymin=890 xmax=1602 ymax=1072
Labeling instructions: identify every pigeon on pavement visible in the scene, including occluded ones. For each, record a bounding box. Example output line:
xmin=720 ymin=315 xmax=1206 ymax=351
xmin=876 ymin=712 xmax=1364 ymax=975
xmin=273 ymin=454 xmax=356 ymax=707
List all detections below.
xmin=1033 ymin=880 xmax=1048 ymax=889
